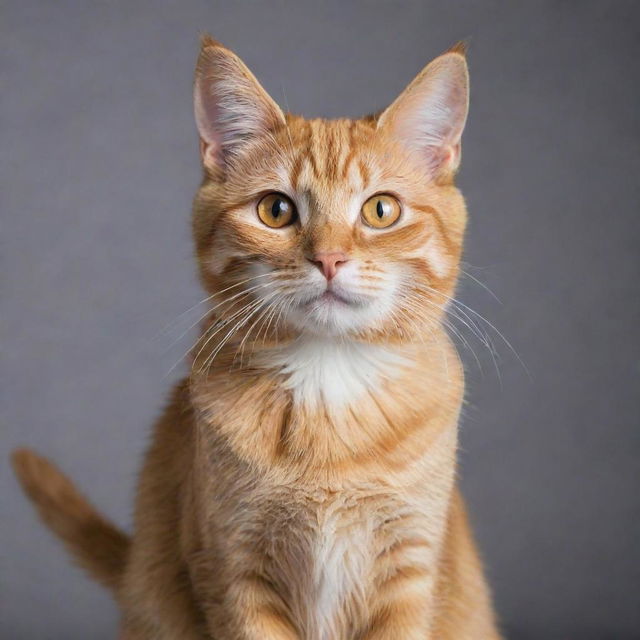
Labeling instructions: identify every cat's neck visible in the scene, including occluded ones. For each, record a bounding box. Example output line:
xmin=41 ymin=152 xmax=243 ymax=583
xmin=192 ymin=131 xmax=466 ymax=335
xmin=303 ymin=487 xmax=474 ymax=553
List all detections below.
xmin=190 ymin=329 xmax=463 ymax=482
xmin=263 ymin=335 xmax=411 ymax=412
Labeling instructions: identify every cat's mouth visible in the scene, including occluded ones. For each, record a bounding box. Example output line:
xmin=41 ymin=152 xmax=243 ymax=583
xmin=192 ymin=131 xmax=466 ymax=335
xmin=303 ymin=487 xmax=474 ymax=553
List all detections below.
xmin=285 ymin=284 xmax=387 ymax=336
xmin=301 ymin=288 xmax=361 ymax=308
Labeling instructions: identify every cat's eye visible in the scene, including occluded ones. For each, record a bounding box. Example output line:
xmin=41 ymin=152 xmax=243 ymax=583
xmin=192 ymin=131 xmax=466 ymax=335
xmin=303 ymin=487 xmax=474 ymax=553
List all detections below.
xmin=361 ymin=194 xmax=401 ymax=229
xmin=257 ymin=193 xmax=297 ymax=228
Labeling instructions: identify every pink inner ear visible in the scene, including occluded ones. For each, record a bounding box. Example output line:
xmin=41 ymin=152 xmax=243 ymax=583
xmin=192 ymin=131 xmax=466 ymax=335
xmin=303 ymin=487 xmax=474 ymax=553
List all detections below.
xmin=198 ymin=137 xmax=221 ymax=168
xmin=193 ymin=68 xmax=222 ymax=165
xmin=379 ymin=52 xmax=469 ymax=174
xmin=193 ymin=45 xmax=286 ymax=172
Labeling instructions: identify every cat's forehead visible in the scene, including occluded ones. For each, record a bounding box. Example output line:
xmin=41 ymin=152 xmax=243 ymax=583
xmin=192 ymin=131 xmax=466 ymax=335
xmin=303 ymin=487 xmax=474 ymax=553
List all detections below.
xmin=282 ymin=116 xmax=378 ymax=193
xmin=266 ymin=117 xmax=382 ymax=223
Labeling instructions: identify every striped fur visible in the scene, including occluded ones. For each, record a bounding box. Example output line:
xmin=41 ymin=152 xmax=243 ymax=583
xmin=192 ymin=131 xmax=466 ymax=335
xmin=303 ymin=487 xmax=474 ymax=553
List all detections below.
xmin=13 ymin=36 xmax=501 ymax=639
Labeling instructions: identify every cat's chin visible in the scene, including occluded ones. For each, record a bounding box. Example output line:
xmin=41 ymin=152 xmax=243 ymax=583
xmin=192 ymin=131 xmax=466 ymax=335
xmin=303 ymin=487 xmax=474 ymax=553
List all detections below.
xmin=305 ymin=290 xmax=354 ymax=306
xmin=287 ymin=295 xmax=376 ymax=338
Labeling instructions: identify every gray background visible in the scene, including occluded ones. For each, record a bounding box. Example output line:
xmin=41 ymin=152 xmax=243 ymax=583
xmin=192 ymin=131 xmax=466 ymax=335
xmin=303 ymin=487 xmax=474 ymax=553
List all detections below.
xmin=2 ymin=1 xmax=639 ymax=638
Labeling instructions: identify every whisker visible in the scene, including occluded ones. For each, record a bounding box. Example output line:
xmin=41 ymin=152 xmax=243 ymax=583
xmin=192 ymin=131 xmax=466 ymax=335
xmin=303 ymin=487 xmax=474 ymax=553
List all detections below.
xmin=233 ymin=292 xmax=282 ymax=368
xmin=154 ymin=272 xmax=273 ymax=342
xmin=461 ymin=268 xmax=502 ymax=305
xmin=400 ymin=287 xmax=487 ymax=377
xmin=203 ymin=294 xmax=278 ymax=373
xmin=163 ymin=280 xmax=277 ymax=353
xmin=194 ymin=297 xmax=267 ymax=373
xmin=443 ymin=294 xmax=528 ymax=378
xmin=274 ymin=294 xmax=297 ymax=342
xmin=409 ymin=282 xmax=526 ymax=380
xmin=259 ymin=295 xmax=287 ymax=346
xmin=164 ymin=279 xmax=282 ymax=377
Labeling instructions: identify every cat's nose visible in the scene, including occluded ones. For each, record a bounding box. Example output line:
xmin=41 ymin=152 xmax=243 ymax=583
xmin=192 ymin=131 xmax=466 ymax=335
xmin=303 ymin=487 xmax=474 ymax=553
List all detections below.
xmin=308 ymin=252 xmax=349 ymax=281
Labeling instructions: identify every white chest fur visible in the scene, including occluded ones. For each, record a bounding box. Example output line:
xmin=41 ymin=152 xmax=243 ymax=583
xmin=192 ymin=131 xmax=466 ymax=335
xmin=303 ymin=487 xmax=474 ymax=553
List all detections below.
xmin=311 ymin=503 xmax=371 ymax=640
xmin=271 ymin=337 xmax=408 ymax=410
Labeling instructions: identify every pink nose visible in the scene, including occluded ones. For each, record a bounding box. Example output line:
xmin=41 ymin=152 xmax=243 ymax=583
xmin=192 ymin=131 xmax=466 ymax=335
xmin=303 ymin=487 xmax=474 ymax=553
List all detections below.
xmin=309 ymin=252 xmax=349 ymax=281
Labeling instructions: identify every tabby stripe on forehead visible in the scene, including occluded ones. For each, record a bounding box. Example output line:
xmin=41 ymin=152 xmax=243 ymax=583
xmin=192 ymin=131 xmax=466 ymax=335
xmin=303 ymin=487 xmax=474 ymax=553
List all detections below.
xmin=305 ymin=121 xmax=321 ymax=180
xmin=290 ymin=150 xmax=306 ymax=191
xmin=358 ymin=158 xmax=371 ymax=190
xmin=325 ymin=126 xmax=339 ymax=181
xmin=340 ymin=122 xmax=358 ymax=181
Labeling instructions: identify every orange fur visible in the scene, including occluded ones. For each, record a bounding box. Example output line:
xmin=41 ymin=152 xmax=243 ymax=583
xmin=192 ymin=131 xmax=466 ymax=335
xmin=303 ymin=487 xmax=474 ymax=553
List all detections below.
xmin=13 ymin=36 xmax=501 ymax=639
xmin=11 ymin=449 xmax=129 ymax=591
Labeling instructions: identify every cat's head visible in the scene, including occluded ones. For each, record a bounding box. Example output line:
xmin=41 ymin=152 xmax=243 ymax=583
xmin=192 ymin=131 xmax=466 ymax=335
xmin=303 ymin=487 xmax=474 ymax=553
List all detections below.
xmin=192 ymin=36 xmax=468 ymax=344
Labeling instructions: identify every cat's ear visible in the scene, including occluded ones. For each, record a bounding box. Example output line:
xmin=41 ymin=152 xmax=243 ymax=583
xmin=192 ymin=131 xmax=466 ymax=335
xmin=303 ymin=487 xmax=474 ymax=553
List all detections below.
xmin=377 ymin=45 xmax=469 ymax=177
xmin=194 ymin=35 xmax=286 ymax=172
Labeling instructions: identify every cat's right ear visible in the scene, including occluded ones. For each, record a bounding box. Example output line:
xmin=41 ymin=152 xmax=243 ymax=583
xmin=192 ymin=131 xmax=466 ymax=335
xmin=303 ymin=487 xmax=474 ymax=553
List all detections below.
xmin=377 ymin=45 xmax=469 ymax=179
xmin=194 ymin=35 xmax=286 ymax=173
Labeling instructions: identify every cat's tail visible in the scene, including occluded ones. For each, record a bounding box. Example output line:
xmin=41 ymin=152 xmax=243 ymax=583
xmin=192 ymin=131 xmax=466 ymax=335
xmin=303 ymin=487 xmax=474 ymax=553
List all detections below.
xmin=11 ymin=448 xmax=130 ymax=592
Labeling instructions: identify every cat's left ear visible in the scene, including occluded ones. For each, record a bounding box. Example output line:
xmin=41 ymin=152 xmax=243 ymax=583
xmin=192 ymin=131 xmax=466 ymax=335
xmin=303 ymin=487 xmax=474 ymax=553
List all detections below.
xmin=194 ymin=35 xmax=286 ymax=172
xmin=377 ymin=45 xmax=469 ymax=177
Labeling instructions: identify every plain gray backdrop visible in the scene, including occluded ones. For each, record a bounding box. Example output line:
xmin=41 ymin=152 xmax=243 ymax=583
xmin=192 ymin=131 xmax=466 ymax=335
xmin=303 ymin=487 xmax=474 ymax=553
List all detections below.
xmin=2 ymin=1 xmax=639 ymax=638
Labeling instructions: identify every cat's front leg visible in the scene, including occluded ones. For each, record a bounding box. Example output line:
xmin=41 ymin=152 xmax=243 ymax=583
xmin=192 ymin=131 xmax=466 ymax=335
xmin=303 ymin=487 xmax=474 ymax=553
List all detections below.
xmin=214 ymin=572 xmax=299 ymax=640
xmin=361 ymin=537 xmax=436 ymax=640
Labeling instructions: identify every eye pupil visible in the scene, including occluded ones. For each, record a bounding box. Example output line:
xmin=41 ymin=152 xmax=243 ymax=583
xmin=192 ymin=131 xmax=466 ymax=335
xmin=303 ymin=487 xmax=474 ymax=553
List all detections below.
xmin=376 ymin=200 xmax=385 ymax=218
xmin=271 ymin=199 xmax=283 ymax=218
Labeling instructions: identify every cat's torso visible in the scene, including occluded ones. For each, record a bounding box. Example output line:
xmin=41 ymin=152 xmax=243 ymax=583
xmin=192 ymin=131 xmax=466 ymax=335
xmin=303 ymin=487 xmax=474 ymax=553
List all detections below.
xmin=190 ymin=433 xmax=456 ymax=639
xmin=177 ymin=335 xmax=461 ymax=638
xmin=120 ymin=336 xmax=498 ymax=639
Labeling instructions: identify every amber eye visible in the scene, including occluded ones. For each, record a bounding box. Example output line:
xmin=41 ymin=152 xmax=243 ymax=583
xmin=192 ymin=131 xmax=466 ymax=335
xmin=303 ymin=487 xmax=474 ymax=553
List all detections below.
xmin=257 ymin=193 xmax=297 ymax=228
xmin=361 ymin=194 xmax=401 ymax=229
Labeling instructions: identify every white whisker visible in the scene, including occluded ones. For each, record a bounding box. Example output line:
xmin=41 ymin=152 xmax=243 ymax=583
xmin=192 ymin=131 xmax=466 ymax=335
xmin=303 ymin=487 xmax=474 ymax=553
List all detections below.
xmin=154 ymin=272 xmax=273 ymax=342
xmin=460 ymin=268 xmax=502 ymax=305
xmin=164 ymin=279 xmax=277 ymax=353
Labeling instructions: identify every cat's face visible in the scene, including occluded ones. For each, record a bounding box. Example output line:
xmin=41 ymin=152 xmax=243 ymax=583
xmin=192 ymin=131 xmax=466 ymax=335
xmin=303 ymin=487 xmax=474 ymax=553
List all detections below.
xmin=192 ymin=37 xmax=468 ymax=343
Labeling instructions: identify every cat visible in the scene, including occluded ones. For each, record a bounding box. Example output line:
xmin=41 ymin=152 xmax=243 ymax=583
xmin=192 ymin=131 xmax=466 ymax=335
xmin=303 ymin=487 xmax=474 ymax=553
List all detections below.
xmin=12 ymin=35 xmax=502 ymax=639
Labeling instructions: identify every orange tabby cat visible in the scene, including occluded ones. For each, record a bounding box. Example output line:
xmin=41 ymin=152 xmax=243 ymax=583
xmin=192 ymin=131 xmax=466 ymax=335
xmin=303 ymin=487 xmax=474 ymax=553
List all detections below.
xmin=12 ymin=36 xmax=502 ymax=639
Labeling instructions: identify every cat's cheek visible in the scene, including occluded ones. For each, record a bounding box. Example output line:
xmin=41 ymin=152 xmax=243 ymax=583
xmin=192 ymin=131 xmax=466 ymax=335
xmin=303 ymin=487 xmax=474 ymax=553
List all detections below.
xmin=424 ymin=235 xmax=451 ymax=280
xmin=204 ymin=243 xmax=230 ymax=277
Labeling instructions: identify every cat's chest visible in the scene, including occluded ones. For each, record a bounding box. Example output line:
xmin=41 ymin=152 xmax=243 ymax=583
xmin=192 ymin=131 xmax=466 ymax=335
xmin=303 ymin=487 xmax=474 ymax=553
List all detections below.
xmin=269 ymin=336 xmax=408 ymax=411
xmin=253 ymin=488 xmax=406 ymax=640
xmin=304 ymin=497 xmax=373 ymax=639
